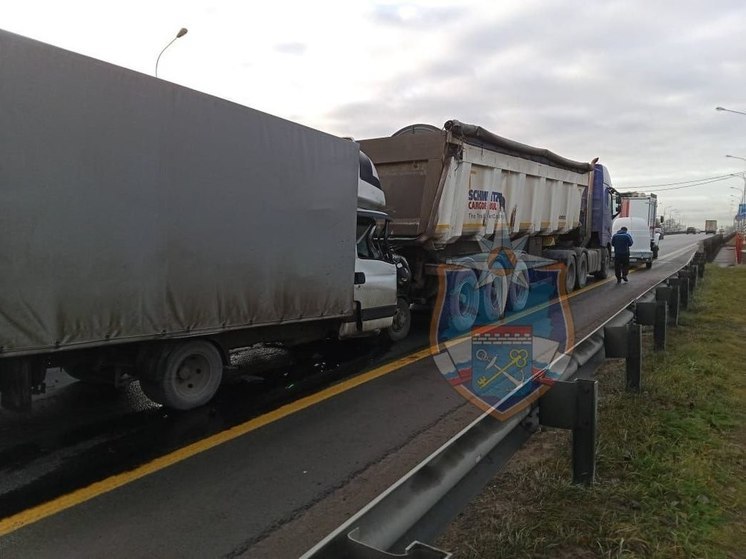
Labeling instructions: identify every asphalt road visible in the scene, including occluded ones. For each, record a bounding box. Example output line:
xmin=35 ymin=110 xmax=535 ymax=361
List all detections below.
xmin=0 ymin=233 xmax=707 ymax=558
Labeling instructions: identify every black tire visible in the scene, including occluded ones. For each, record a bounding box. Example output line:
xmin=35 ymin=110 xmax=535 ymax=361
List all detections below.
xmin=575 ymin=252 xmax=588 ymax=289
xmin=445 ymin=269 xmax=479 ymax=332
xmin=385 ymin=297 xmax=411 ymax=342
xmin=478 ymin=260 xmax=508 ymax=323
xmin=140 ymin=340 xmax=224 ymax=410
xmin=645 ymin=261 xmax=653 ymax=269
xmin=563 ymin=255 xmax=577 ymax=294
xmin=593 ymin=248 xmax=610 ymax=280
xmin=506 ymin=257 xmax=530 ymax=311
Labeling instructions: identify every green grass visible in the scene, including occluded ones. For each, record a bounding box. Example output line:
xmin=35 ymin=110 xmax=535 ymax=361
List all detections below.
xmin=438 ymin=267 xmax=746 ymax=558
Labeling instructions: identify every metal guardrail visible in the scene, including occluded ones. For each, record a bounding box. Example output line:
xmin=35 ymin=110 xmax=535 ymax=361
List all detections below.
xmin=302 ymin=236 xmax=725 ymax=559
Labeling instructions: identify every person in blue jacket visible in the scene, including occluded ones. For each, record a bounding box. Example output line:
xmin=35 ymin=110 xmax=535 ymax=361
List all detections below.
xmin=611 ymin=226 xmax=634 ymax=283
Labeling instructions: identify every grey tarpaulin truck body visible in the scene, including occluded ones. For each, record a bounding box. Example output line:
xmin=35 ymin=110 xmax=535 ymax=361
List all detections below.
xmin=0 ymin=29 xmax=362 ymax=409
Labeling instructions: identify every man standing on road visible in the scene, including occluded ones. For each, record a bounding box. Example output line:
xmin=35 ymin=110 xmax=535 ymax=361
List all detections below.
xmin=612 ymin=226 xmax=634 ymax=284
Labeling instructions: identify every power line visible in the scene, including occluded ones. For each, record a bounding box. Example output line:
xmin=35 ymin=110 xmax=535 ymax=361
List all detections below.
xmin=617 ymin=173 xmax=744 ymax=192
xmin=620 ymin=173 xmax=737 ymax=188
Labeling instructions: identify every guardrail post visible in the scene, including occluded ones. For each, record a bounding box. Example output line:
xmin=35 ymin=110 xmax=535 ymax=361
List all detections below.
xmin=604 ymin=322 xmax=642 ymax=391
xmin=539 ymin=378 xmax=598 ymax=486
xmin=573 ymin=379 xmax=597 ymax=485
xmin=695 ymin=253 xmax=706 ymax=278
xmin=665 ymin=279 xmax=680 ymax=326
xmin=653 ymin=299 xmax=667 ymax=351
xmin=634 ymin=297 xmax=666 ymax=351
xmin=677 ymin=272 xmax=690 ymax=309
xmin=689 ymin=265 xmax=698 ymax=291
xmin=626 ymin=323 xmax=642 ymax=391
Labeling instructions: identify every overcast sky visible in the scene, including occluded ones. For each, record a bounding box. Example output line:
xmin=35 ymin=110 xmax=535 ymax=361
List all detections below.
xmin=4 ymin=0 xmax=746 ymax=227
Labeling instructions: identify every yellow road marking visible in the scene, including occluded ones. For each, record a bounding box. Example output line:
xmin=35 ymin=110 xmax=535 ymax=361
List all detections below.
xmin=0 ymin=347 xmax=432 ymax=537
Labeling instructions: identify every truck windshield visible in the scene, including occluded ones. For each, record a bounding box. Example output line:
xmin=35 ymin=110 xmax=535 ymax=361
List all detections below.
xmin=357 ymin=218 xmax=382 ymax=259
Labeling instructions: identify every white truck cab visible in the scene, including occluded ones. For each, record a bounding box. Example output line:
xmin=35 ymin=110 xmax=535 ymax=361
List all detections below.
xmin=339 ymin=152 xmax=410 ymax=340
xmin=613 ymin=193 xmax=659 ymax=269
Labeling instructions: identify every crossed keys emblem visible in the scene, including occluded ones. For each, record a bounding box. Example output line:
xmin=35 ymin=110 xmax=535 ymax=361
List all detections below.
xmin=475 ymin=348 xmax=529 ymax=389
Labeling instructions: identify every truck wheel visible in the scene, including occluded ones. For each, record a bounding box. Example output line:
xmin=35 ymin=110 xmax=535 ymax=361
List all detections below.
xmin=506 ymin=257 xmax=530 ymax=312
xmin=445 ymin=269 xmax=479 ymax=332
xmin=575 ymin=252 xmax=588 ymax=290
xmin=563 ymin=255 xmax=577 ymax=294
xmin=645 ymin=261 xmax=653 ymax=269
xmin=385 ymin=297 xmax=411 ymax=342
xmin=140 ymin=340 xmax=224 ymax=410
xmin=593 ymin=249 xmax=610 ymax=280
xmin=478 ymin=261 xmax=508 ymax=323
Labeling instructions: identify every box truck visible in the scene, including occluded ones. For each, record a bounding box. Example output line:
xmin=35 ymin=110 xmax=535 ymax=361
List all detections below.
xmin=704 ymin=220 xmax=718 ymax=234
xmin=612 ymin=192 xmax=659 ymax=269
xmin=358 ymin=121 xmax=618 ymax=333
xmin=0 ymin=29 xmax=402 ymax=411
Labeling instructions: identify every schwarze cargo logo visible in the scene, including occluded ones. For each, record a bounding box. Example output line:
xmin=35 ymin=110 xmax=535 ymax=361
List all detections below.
xmin=430 ymin=201 xmax=575 ymax=420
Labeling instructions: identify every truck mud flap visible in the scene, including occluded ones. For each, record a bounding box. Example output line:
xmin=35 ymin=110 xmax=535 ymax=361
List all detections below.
xmin=0 ymin=358 xmax=46 ymax=411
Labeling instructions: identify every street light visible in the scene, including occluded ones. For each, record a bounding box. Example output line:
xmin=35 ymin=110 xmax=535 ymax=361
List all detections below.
xmin=726 ymin=154 xmax=746 ymax=163
xmin=155 ymin=27 xmax=188 ymax=78
xmin=729 ymin=176 xmax=746 ymax=234
xmin=716 ymin=106 xmax=746 ymax=117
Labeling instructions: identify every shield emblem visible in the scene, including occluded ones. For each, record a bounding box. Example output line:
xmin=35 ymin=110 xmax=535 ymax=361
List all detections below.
xmin=429 ymin=210 xmax=575 ymax=420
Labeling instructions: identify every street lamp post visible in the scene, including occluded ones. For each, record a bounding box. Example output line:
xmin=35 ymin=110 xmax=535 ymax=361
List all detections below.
xmin=729 ymin=194 xmax=740 ymax=231
xmin=715 ymin=107 xmax=746 ymax=253
xmin=670 ymin=208 xmax=681 ymax=231
xmin=725 ymin=152 xmax=746 ymax=234
xmin=155 ymin=27 xmax=188 ymax=78
xmin=716 ymin=106 xmax=746 ymax=117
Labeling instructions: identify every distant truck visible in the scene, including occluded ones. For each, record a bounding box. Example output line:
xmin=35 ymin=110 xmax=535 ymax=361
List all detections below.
xmin=359 ymin=121 xmax=618 ymax=331
xmin=0 ymin=29 xmax=402 ymax=411
xmin=705 ymin=220 xmax=718 ymax=234
xmin=612 ymin=192 xmax=659 ymax=269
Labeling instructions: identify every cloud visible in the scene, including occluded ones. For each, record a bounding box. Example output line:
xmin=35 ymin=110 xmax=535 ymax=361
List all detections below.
xmin=274 ymin=42 xmax=307 ymax=55
xmin=369 ymin=2 xmax=467 ymax=27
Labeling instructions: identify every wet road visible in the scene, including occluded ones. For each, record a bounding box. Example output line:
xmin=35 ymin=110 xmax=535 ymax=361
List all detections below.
xmin=0 ymin=233 xmax=706 ymax=558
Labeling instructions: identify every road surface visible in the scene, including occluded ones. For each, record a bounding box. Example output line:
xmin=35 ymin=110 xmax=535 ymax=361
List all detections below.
xmin=0 ymin=233 xmax=706 ymax=558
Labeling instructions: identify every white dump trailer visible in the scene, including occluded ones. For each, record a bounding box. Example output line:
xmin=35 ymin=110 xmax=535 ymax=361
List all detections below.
xmin=359 ymin=121 xmax=617 ymax=332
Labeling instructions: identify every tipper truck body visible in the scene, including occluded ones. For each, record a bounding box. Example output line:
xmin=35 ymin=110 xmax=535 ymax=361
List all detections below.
xmin=0 ymin=29 xmax=399 ymax=411
xmin=359 ymin=121 xmax=618 ymax=332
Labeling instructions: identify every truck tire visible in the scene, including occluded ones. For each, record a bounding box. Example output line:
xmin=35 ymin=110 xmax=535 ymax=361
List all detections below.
xmin=385 ymin=297 xmax=411 ymax=342
xmin=139 ymin=340 xmax=224 ymax=410
xmin=575 ymin=252 xmax=588 ymax=290
xmin=593 ymin=249 xmax=610 ymax=280
xmin=645 ymin=261 xmax=653 ymax=269
xmin=445 ymin=269 xmax=479 ymax=332
xmin=563 ymin=255 xmax=577 ymax=294
xmin=506 ymin=257 xmax=530 ymax=312
xmin=478 ymin=260 xmax=508 ymax=323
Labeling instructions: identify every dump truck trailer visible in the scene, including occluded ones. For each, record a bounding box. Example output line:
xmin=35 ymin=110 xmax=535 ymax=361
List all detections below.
xmin=359 ymin=121 xmax=617 ymax=333
xmin=0 ymin=29 xmax=399 ymax=411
